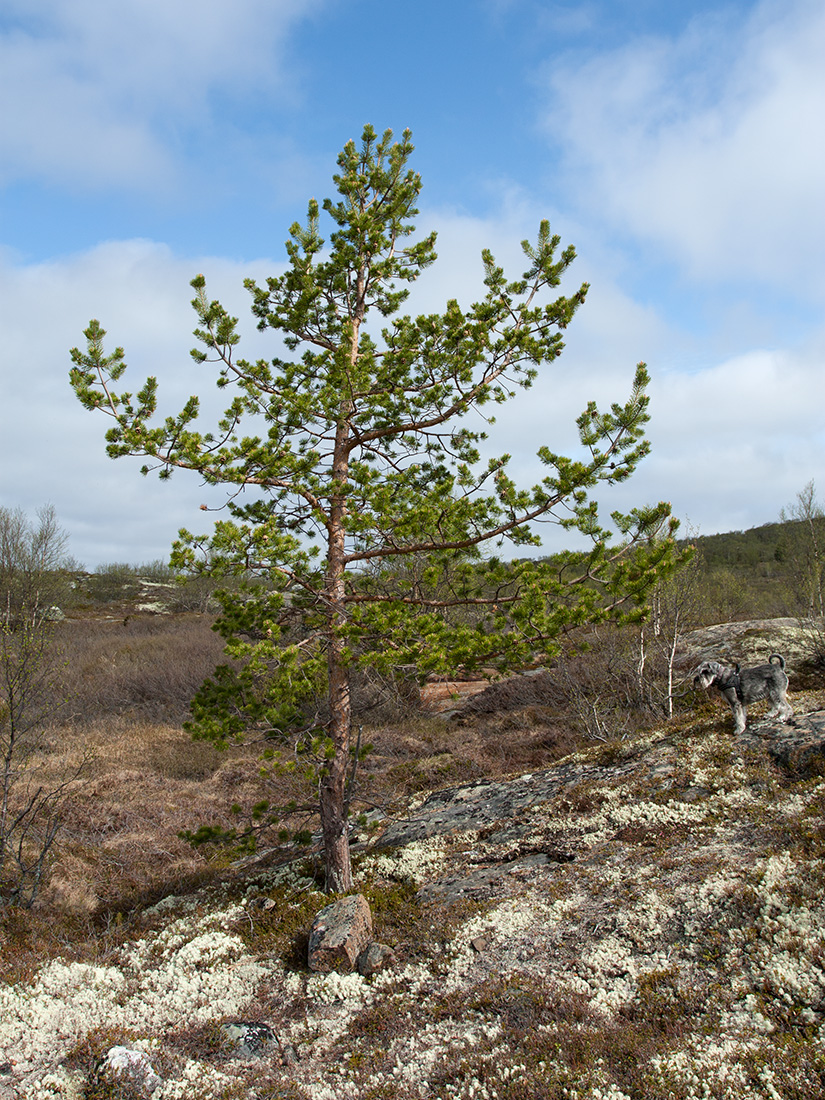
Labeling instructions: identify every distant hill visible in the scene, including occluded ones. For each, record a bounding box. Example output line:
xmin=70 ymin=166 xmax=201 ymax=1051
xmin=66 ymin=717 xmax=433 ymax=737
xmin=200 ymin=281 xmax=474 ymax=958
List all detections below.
xmin=687 ymin=520 xmax=786 ymax=566
xmin=681 ymin=516 xmax=824 ymax=622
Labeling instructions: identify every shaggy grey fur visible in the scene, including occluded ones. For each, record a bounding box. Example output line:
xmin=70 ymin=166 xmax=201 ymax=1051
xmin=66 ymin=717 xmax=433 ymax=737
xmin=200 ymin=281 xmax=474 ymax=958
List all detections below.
xmin=693 ymin=653 xmax=793 ymax=735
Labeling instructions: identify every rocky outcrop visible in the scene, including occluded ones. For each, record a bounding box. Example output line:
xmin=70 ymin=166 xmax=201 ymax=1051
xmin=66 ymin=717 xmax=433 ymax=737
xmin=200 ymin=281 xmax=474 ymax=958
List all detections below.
xmin=679 ymin=616 xmax=815 ymax=674
xmin=371 ymin=710 xmax=825 ymax=903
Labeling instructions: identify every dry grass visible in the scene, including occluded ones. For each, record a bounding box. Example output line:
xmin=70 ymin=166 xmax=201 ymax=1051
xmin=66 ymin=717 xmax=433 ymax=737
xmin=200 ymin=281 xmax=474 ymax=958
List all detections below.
xmin=35 ymin=722 xmax=275 ymax=916
xmin=52 ymin=612 xmax=226 ymax=724
xmin=1 ymin=607 xmax=698 ymax=944
xmin=0 ymin=612 xmax=256 ymax=931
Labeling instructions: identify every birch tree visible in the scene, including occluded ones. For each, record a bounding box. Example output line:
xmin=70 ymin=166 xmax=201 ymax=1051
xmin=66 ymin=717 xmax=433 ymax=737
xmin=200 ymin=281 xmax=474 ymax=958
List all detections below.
xmin=0 ymin=506 xmax=77 ymax=907
xmin=780 ymin=480 xmax=825 ymax=618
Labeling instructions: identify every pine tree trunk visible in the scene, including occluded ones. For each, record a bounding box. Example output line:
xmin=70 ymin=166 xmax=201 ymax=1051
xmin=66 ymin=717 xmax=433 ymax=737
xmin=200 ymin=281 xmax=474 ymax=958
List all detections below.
xmin=321 ymin=641 xmax=353 ymax=893
xmin=320 ymin=407 xmax=355 ymax=894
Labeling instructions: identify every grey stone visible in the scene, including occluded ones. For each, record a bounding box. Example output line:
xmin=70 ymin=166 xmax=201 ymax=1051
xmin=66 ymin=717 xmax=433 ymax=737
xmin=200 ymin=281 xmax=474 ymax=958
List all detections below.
xmin=417 ymin=852 xmax=554 ymax=904
xmin=94 ymin=1046 xmax=162 ymax=1096
xmin=356 ymin=941 xmax=397 ymax=977
xmin=221 ymin=1021 xmax=277 ymax=1059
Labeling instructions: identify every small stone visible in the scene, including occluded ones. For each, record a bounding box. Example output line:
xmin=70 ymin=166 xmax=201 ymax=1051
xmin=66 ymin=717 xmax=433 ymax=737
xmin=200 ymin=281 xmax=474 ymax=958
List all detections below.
xmin=471 ymin=936 xmax=491 ymax=953
xmin=308 ymin=894 xmax=373 ymax=972
xmin=280 ymin=1043 xmax=300 ymax=1065
xmin=681 ymin=785 xmax=711 ymax=802
xmin=221 ymin=1021 xmax=277 ymax=1059
xmin=356 ymin=941 xmax=397 ymax=977
xmin=94 ymin=1047 xmax=162 ymax=1097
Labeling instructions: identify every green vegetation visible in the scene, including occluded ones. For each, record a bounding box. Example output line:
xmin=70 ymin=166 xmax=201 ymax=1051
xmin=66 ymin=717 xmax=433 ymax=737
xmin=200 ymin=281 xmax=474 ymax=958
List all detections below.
xmin=70 ymin=124 xmax=680 ymax=892
xmin=678 ymin=481 xmax=825 ymax=622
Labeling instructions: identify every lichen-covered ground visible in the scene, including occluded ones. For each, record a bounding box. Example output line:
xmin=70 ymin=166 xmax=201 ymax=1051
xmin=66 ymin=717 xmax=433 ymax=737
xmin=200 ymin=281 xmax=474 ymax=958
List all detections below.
xmin=3 ymin=705 xmax=825 ymax=1099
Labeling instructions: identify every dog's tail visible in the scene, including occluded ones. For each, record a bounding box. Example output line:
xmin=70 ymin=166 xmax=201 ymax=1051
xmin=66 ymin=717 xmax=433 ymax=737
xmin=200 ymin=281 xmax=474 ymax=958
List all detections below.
xmin=769 ymin=653 xmax=785 ymax=669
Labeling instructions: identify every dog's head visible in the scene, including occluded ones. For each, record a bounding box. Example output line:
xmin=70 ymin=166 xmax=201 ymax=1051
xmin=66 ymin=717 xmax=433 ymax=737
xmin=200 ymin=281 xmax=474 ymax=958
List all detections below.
xmin=693 ymin=660 xmax=728 ymax=690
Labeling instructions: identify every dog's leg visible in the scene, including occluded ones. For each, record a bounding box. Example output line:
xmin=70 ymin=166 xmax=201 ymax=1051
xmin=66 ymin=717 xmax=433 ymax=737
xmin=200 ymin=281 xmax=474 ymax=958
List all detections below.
xmin=765 ymin=688 xmax=793 ymax=723
xmin=732 ymin=700 xmax=747 ymax=734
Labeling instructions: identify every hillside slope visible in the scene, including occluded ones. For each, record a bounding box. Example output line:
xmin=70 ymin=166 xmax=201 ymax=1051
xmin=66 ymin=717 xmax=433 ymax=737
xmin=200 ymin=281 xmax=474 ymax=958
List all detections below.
xmin=3 ymin=695 xmax=825 ymax=1099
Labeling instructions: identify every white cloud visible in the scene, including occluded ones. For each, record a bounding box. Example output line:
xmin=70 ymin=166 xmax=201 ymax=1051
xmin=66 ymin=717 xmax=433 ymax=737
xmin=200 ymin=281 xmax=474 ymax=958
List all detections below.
xmin=585 ymin=331 xmax=825 ymax=544
xmin=0 ymin=239 xmax=284 ymax=567
xmin=0 ymin=0 xmax=323 ymax=190
xmin=3 ymin=194 xmax=823 ymax=568
xmin=542 ymin=0 xmax=825 ymax=296
xmin=411 ymin=201 xmax=825 ymax=549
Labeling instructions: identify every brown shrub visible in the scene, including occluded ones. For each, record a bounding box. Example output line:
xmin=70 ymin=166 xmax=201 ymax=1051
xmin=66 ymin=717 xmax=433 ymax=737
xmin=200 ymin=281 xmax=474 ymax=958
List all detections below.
xmin=52 ymin=613 xmax=225 ymax=725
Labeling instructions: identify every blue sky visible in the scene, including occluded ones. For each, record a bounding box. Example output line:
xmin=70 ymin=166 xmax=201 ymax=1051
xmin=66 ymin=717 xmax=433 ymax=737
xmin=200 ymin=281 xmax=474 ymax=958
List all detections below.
xmin=2 ymin=0 xmax=824 ymax=567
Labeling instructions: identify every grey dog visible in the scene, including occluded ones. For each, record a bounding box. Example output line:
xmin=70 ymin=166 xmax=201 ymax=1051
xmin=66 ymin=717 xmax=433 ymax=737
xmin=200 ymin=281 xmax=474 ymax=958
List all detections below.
xmin=693 ymin=653 xmax=793 ymax=734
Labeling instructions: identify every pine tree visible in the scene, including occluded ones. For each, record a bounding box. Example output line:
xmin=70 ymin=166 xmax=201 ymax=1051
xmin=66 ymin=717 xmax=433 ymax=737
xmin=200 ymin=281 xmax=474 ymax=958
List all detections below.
xmin=71 ymin=125 xmax=679 ymax=891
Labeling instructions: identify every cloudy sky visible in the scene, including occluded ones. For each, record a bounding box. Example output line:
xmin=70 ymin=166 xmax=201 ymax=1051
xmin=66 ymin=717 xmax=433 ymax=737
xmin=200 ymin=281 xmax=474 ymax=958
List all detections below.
xmin=2 ymin=0 xmax=824 ymax=568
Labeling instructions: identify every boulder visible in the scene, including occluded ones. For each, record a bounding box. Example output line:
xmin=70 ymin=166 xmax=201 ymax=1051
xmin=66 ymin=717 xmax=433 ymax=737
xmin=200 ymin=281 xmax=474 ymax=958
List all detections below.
xmin=739 ymin=708 xmax=825 ymax=777
xmin=307 ymin=893 xmax=373 ymax=973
